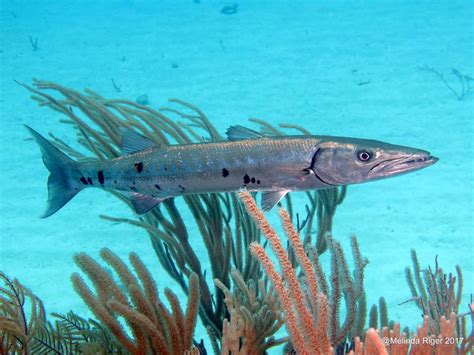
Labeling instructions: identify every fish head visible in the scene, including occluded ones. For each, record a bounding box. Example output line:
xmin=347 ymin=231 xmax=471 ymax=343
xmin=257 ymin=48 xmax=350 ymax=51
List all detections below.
xmin=311 ymin=137 xmax=438 ymax=186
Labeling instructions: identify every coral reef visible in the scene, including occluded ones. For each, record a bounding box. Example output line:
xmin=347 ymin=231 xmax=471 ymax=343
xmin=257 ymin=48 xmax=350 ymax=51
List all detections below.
xmin=403 ymin=249 xmax=474 ymax=353
xmin=347 ymin=316 xmax=460 ymax=355
xmin=0 ymin=272 xmax=46 ymax=354
xmin=1 ymin=82 xmax=472 ymax=354
xmin=1 ymin=250 xmax=201 ymax=355
xmin=240 ymin=190 xmax=366 ymax=353
xmin=368 ymin=297 xmax=389 ymax=331
xmin=0 ymin=272 xmax=125 ymax=354
xmin=18 ymin=79 xmax=345 ymax=348
xmin=215 ymin=270 xmax=286 ymax=354
xmin=238 ymin=190 xmax=472 ymax=354
xmin=405 ymin=250 xmax=462 ymax=328
xmin=72 ymin=248 xmax=200 ymax=354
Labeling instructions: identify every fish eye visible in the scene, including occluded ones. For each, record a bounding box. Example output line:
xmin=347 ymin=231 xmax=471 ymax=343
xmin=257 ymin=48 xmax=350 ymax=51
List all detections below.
xmin=357 ymin=150 xmax=372 ymax=162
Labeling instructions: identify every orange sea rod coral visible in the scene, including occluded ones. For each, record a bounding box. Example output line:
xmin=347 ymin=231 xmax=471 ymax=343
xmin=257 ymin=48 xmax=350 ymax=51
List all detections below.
xmin=238 ymin=192 xmax=471 ymax=355
xmin=239 ymin=191 xmax=331 ymax=354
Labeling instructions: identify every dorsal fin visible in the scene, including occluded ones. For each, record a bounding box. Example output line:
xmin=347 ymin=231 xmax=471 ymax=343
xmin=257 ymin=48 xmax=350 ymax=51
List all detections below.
xmin=226 ymin=125 xmax=264 ymax=140
xmin=261 ymin=190 xmax=289 ymax=211
xmin=119 ymin=128 xmax=158 ymax=155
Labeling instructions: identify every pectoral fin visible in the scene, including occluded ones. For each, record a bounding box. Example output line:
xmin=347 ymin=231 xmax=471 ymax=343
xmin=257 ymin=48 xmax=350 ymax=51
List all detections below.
xmin=129 ymin=193 xmax=165 ymax=214
xmin=261 ymin=190 xmax=289 ymax=211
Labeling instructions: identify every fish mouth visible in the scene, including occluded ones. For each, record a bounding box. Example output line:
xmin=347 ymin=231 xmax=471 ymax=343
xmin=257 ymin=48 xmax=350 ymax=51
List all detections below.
xmin=369 ymin=153 xmax=439 ymax=178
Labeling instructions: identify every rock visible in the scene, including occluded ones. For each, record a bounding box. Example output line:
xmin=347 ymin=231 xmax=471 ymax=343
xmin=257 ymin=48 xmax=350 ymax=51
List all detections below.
xmin=221 ymin=3 xmax=238 ymax=15
xmin=136 ymin=94 xmax=149 ymax=105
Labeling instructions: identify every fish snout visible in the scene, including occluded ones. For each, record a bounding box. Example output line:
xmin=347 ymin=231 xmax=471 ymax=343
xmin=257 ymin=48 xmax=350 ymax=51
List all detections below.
xmin=368 ymin=150 xmax=438 ymax=179
xmin=403 ymin=152 xmax=438 ymax=166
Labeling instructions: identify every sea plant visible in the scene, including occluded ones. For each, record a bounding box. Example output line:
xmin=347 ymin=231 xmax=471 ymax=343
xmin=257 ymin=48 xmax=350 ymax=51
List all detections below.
xmin=239 ymin=191 xmax=367 ymax=352
xmin=72 ymin=248 xmax=200 ymax=354
xmin=7 ymin=81 xmax=470 ymax=354
xmin=420 ymin=65 xmax=473 ymax=100
xmin=0 ymin=272 xmax=46 ymax=354
xmin=368 ymin=296 xmax=391 ymax=333
xmin=18 ymin=79 xmax=346 ymax=346
xmin=237 ymin=191 xmax=473 ymax=354
xmin=215 ymin=270 xmax=286 ymax=354
xmin=0 ymin=271 xmax=124 ymax=354
xmin=0 ymin=266 xmax=200 ymax=354
xmin=402 ymin=249 xmax=474 ymax=352
xmin=1 ymin=195 xmax=472 ymax=353
xmin=404 ymin=249 xmax=463 ymax=325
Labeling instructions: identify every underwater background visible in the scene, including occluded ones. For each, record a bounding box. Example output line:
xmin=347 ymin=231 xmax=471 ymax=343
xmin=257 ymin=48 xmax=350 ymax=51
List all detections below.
xmin=0 ymin=0 xmax=473 ymax=353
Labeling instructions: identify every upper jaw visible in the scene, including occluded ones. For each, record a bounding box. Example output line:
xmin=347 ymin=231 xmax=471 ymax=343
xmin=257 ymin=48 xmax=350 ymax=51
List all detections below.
xmin=368 ymin=153 xmax=439 ymax=178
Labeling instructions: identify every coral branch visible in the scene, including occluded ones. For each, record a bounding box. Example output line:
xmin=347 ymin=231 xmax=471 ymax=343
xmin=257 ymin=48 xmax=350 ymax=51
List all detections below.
xmin=215 ymin=269 xmax=285 ymax=353
xmin=241 ymin=191 xmax=330 ymax=354
xmin=71 ymin=249 xmax=200 ymax=354
xmin=249 ymin=242 xmax=309 ymax=353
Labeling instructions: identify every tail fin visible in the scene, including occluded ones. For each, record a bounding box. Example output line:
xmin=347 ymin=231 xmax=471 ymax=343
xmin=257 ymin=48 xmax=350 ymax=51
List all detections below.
xmin=25 ymin=125 xmax=80 ymax=218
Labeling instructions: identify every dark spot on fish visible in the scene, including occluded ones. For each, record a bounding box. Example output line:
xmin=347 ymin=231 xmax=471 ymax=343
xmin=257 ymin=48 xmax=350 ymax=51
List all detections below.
xmin=130 ymin=186 xmax=137 ymax=191
xmin=179 ymin=184 xmax=185 ymax=192
xmin=134 ymin=162 xmax=143 ymax=173
xmin=80 ymin=176 xmax=88 ymax=185
xmin=222 ymin=168 xmax=230 ymax=177
xmin=87 ymin=177 xmax=93 ymax=185
xmin=98 ymin=171 xmax=105 ymax=184
xmin=155 ymin=184 xmax=161 ymax=190
xmin=243 ymin=174 xmax=250 ymax=184
xmin=251 ymin=177 xmax=256 ymax=183
xmin=114 ymin=180 xmax=117 ymax=184
xmin=257 ymin=180 xmax=261 ymax=184
xmin=164 ymin=167 xmax=168 ymax=171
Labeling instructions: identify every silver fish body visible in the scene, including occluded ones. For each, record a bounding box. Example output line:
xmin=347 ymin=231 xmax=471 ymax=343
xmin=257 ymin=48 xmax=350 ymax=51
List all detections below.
xmin=74 ymin=137 xmax=324 ymax=196
xmin=26 ymin=125 xmax=438 ymax=217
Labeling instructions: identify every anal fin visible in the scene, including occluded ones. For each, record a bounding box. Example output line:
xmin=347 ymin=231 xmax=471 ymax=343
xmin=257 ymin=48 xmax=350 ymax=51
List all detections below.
xmin=129 ymin=193 xmax=165 ymax=214
xmin=261 ymin=190 xmax=289 ymax=211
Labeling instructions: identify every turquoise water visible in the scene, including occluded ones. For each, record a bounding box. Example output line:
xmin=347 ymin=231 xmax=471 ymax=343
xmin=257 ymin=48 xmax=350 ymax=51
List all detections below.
xmin=1 ymin=1 xmax=472 ymax=353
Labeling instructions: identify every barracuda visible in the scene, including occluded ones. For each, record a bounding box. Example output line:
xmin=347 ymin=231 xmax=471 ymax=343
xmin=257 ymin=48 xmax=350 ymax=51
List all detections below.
xmin=26 ymin=125 xmax=438 ymax=218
